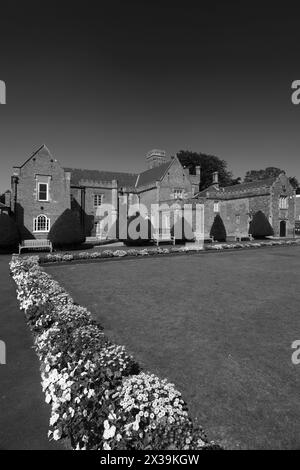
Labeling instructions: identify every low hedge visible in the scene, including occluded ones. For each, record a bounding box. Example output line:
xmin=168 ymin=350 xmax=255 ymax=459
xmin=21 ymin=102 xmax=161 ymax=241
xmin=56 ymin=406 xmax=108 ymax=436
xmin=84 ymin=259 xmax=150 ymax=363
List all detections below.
xmin=10 ymin=255 xmax=219 ymax=450
xmin=38 ymin=239 xmax=300 ymax=265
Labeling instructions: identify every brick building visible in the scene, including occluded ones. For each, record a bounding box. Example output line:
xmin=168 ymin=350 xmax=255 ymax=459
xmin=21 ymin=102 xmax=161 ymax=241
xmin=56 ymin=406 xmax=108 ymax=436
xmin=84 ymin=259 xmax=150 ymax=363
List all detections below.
xmin=192 ymin=171 xmax=296 ymax=238
xmin=8 ymin=144 xmax=297 ymax=241
xmin=9 ymin=145 xmax=200 ymax=240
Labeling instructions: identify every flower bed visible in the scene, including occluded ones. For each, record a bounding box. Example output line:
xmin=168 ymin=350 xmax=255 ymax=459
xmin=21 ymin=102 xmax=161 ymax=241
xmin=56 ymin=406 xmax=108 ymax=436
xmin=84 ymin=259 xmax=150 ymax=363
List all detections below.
xmin=38 ymin=239 xmax=300 ymax=265
xmin=10 ymin=255 xmax=219 ymax=450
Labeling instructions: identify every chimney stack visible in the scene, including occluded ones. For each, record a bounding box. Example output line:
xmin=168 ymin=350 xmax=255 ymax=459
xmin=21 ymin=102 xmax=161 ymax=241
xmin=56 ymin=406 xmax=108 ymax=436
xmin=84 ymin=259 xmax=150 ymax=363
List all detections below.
xmin=146 ymin=149 xmax=167 ymax=169
xmin=195 ymin=165 xmax=201 ymax=184
xmin=213 ymin=171 xmax=219 ymax=185
xmin=4 ymin=191 xmax=11 ymax=208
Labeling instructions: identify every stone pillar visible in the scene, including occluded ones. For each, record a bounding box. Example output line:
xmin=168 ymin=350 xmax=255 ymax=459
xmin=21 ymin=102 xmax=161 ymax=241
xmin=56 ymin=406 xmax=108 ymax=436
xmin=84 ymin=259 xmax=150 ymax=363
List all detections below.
xmin=109 ymin=179 xmax=118 ymax=239
xmin=118 ymin=193 xmax=128 ymax=240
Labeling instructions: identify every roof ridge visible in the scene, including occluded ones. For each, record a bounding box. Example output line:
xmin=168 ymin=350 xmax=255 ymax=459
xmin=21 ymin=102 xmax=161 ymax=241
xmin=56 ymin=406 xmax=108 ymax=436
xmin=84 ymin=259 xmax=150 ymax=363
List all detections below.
xmin=64 ymin=166 xmax=138 ymax=176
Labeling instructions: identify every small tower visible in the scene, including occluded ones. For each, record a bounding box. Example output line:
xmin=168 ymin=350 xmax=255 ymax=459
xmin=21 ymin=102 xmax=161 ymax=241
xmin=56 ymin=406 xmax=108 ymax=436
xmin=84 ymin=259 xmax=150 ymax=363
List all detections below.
xmin=146 ymin=149 xmax=167 ymax=169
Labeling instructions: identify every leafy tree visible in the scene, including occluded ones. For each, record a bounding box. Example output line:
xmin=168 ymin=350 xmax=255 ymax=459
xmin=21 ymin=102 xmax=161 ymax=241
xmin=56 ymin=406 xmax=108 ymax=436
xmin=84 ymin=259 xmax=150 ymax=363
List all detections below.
xmin=244 ymin=167 xmax=299 ymax=189
xmin=0 ymin=214 xmax=20 ymax=248
xmin=210 ymin=214 xmax=227 ymax=242
xmin=176 ymin=150 xmax=240 ymax=191
xmin=249 ymin=211 xmax=274 ymax=239
xmin=289 ymin=176 xmax=299 ymax=190
xmin=48 ymin=209 xmax=85 ymax=247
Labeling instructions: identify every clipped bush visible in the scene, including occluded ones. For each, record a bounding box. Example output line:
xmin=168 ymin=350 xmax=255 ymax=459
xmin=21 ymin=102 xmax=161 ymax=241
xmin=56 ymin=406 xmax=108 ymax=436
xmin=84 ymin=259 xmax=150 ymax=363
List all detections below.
xmin=249 ymin=211 xmax=274 ymax=239
xmin=210 ymin=214 xmax=227 ymax=242
xmin=48 ymin=209 xmax=85 ymax=247
xmin=0 ymin=213 xmax=19 ymax=248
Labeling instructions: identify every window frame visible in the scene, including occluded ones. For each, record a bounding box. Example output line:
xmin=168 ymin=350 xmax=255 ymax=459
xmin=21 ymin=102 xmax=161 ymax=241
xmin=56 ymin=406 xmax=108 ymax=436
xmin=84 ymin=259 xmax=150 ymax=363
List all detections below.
xmin=33 ymin=214 xmax=50 ymax=233
xmin=213 ymin=201 xmax=220 ymax=213
xmin=37 ymin=182 xmax=49 ymax=202
xmin=94 ymin=194 xmax=103 ymax=207
xmin=173 ymin=189 xmax=183 ymax=200
xmin=279 ymin=196 xmax=288 ymax=210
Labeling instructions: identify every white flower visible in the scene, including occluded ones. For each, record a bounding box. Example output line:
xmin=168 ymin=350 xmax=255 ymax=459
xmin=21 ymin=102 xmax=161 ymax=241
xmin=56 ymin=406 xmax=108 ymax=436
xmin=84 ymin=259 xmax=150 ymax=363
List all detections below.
xmin=53 ymin=429 xmax=62 ymax=441
xmin=45 ymin=393 xmax=52 ymax=404
xmin=50 ymin=413 xmax=59 ymax=426
xmin=103 ymin=425 xmax=116 ymax=440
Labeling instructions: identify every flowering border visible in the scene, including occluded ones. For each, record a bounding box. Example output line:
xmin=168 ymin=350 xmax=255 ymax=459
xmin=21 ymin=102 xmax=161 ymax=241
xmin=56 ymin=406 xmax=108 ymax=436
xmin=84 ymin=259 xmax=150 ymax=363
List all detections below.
xmin=9 ymin=255 xmax=220 ymax=450
xmin=38 ymin=239 xmax=300 ymax=264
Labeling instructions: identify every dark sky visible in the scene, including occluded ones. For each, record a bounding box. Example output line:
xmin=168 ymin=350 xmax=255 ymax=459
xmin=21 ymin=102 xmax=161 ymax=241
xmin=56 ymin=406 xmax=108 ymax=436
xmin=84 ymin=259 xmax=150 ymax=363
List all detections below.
xmin=1 ymin=1 xmax=300 ymax=191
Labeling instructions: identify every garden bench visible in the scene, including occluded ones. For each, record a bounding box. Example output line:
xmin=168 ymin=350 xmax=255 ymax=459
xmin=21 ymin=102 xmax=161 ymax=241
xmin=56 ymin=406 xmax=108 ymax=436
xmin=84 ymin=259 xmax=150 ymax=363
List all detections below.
xmin=235 ymin=233 xmax=253 ymax=242
xmin=152 ymin=232 xmax=176 ymax=247
xmin=19 ymin=239 xmax=53 ymax=254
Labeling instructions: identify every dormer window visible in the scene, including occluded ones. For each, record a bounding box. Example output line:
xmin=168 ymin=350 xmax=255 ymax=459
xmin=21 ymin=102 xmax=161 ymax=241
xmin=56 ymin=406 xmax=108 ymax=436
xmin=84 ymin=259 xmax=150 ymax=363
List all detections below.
xmin=38 ymin=182 xmax=49 ymax=201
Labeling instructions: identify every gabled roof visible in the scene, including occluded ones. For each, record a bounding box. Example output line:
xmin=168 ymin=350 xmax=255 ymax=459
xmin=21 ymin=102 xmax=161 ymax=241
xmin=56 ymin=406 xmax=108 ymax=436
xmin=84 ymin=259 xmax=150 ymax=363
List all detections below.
xmin=196 ymin=177 xmax=278 ymax=199
xmin=15 ymin=144 xmax=52 ymax=168
xmin=64 ymin=167 xmax=138 ymax=188
xmin=221 ymin=177 xmax=277 ymax=193
xmin=135 ymin=161 xmax=172 ymax=188
xmin=14 ymin=144 xmax=178 ymax=190
xmin=65 ymin=159 xmax=174 ymax=190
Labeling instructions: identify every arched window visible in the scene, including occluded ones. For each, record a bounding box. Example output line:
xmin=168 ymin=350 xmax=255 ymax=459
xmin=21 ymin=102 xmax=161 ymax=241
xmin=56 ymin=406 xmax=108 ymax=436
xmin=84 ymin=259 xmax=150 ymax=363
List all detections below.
xmin=279 ymin=196 xmax=288 ymax=209
xmin=33 ymin=215 xmax=50 ymax=232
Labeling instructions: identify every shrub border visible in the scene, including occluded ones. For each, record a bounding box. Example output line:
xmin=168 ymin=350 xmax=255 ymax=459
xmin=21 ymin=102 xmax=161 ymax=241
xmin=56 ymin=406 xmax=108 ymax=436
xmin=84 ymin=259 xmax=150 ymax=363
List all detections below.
xmin=9 ymin=255 xmax=220 ymax=451
xmin=38 ymin=239 xmax=300 ymax=265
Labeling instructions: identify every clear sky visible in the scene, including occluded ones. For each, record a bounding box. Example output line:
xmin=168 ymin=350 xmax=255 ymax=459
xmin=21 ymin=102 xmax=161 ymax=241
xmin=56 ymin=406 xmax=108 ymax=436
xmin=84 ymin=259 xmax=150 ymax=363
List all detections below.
xmin=0 ymin=1 xmax=300 ymax=192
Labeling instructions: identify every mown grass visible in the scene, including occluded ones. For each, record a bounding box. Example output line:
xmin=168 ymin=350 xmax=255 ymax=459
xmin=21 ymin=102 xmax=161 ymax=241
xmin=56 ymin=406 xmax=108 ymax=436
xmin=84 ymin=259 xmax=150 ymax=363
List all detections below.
xmin=45 ymin=246 xmax=300 ymax=449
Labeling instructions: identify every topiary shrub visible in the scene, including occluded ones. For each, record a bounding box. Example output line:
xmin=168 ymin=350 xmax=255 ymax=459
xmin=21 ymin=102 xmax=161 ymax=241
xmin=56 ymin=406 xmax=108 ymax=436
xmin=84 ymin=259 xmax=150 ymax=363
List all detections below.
xmin=249 ymin=211 xmax=274 ymax=239
xmin=210 ymin=214 xmax=227 ymax=242
xmin=48 ymin=209 xmax=85 ymax=248
xmin=124 ymin=212 xmax=153 ymax=246
xmin=0 ymin=214 xmax=20 ymax=248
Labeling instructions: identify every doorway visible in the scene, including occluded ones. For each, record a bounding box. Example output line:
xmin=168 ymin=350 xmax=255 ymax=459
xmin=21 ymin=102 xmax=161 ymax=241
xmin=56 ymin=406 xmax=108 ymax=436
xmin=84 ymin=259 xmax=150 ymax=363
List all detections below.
xmin=280 ymin=220 xmax=286 ymax=237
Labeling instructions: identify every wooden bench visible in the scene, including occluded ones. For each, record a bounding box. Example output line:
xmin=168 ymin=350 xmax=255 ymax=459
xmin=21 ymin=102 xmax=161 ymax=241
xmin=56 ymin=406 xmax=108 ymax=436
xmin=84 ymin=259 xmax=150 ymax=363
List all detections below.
xmin=19 ymin=239 xmax=53 ymax=254
xmin=204 ymin=237 xmax=214 ymax=243
xmin=235 ymin=233 xmax=253 ymax=242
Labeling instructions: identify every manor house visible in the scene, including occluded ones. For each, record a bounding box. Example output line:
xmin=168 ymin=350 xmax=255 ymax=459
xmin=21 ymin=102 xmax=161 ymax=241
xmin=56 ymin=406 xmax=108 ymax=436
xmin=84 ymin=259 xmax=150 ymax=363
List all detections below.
xmin=7 ymin=144 xmax=297 ymax=241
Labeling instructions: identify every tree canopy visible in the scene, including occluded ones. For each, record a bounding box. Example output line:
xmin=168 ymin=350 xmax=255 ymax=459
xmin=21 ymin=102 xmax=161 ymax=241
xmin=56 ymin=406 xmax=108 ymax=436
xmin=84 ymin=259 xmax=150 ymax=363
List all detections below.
xmin=244 ymin=167 xmax=299 ymax=189
xmin=176 ymin=150 xmax=240 ymax=191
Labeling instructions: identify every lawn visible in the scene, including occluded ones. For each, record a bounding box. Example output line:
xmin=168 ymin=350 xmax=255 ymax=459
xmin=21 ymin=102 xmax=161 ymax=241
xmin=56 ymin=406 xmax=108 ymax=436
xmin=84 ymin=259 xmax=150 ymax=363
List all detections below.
xmin=45 ymin=246 xmax=300 ymax=449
